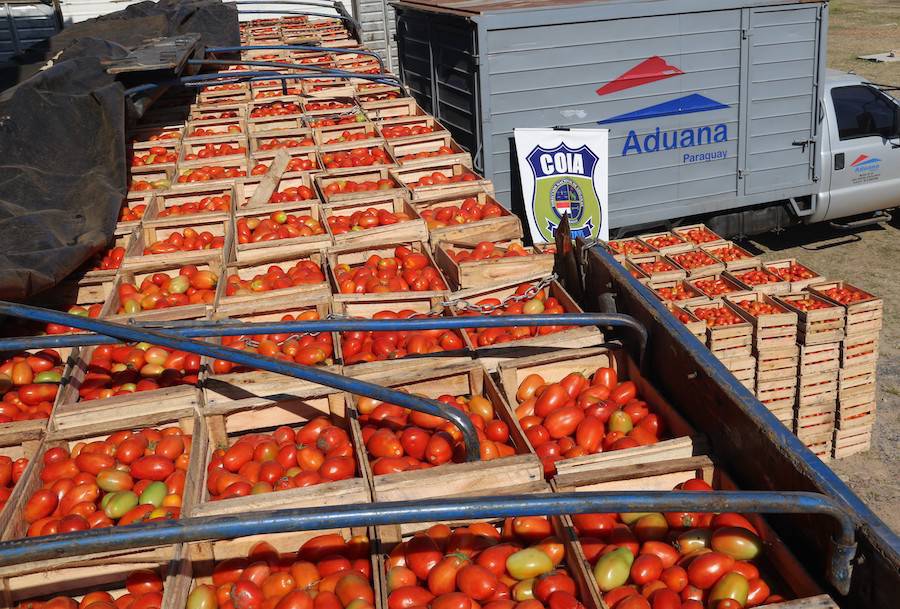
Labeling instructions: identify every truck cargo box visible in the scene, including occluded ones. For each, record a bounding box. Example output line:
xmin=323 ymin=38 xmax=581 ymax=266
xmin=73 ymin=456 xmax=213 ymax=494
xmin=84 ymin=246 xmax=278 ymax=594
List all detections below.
xmin=391 ymin=0 xmax=827 ymax=229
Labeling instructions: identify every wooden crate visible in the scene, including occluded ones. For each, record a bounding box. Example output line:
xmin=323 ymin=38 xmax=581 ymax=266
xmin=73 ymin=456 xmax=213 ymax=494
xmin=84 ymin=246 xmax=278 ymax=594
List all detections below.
xmin=497 ymin=346 xmax=702 ymax=476
xmin=798 ymin=342 xmax=841 ymax=376
xmin=554 ymin=455 xmax=835 ymax=609
xmin=385 ymin=132 xmax=472 ymax=169
xmin=127 ymin=124 xmax=184 ymax=150
xmin=4 ymin=413 xmax=204 ymax=549
xmin=699 ymin=240 xmax=759 ymax=271
xmin=808 ymin=281 xmax=883 ymax=336
xmin=356 ymin=84 xmax=405 ymax=103
xmin=148 ymin=183 xmax=235 ymax=224
xmin=606 ymin=237 xmax=652 ymax=260
xmin=218 ymin=250 xmax=329 ymax=308
xmin=304 ymin=80 xmax=356 ymax=98
xmin=172 ymin=158 xmax=249 ymax=189
xmin=756 ymin=376 xmax=798 ymax=410
xmin=392 ymin=162 xmax=492 ymax=202
xmin=0 ymin=549 xmax=181 ymax=607
xmin=624 ymin=253 xmax=685 ymax=282
xmin=246 ymin=114 xmax=304 ymax=134
xmin=797 ymin=371 xmax=838 ymax=408
xmin=672 ymin=223 xmax=726 ymax=246
xmin=805 ymin=431 xmax=833 ymax=462
xmin=179 ymin=137 xmax=248 ymax=169
xmin=128 ymin=143 xmax=179 ymax=176
xmin=195 ymin=390 xmax=369 ymax=516
xmin=727 ymin=262 xmax=791 ymax=295
xmin=376 ymin=114 xmax=449 ymax=144
xmin=183 ymin=117 xmax=246 ymax=142
xmin=664 ymin=301 xmax=707 ymax=341
xmin=764 ymin=258 xmax=825 ymax=291
xmin=247 ymin=100 xmax=303 ymax=127
xmin=323 ymin=195 xmax=427 ymax=247
xmin=725 ymin=292 xmax=798 ymax=350
xmin=187 ymin=103 xmax=245 ymax=122
xmin=450 ymin=277 xmax=605 ymax=372
xmin=318 ymin=142 xmax=395 ymax=175
xmin=314 ymin=122 xmax=381 ymax=148
xmin=795 ymin=401 xmax=835 ymax=440
xmin=646 ymin=278 xmax=710 ymax=306
xmin=666 ymin=247 xmax=726 ymax=278
xmin=841 ymin=330 xmax=879 ymax=368
xmin=198 ymin=85 xmax=250 ymax=105
xmin=720 ymin=354 xmax=756 ymax=390
xmin=302 ymin=96 xmax=359 ymax=116
xmin=637 ymin=230 xmax=692 ymax=254
xmin=118 ymin=192 xmax=152 ymax=229
xmin=102 ymin=259 xmax=222 ymax=322
xmin=416 ymin=190 xmax=522 ymax=246
xmin=838 ymin=361 xmax=877 ymax=394
xmin=688 ymin=273 xmax=749 ymax=299
xmin=248 ymin=127 xmax=315 ymax=157
xmin=234 ymin=203 xmax=331 ymax=263
xmin=775 ymin=292 xmax=845 ymax=345
xmin=434 ymin=239 xmax=554 ymax=290
xmin=348 ymin=362 xmax=542 ymax=502
xmin=128 ymin=167 xmax=174 ymax=194
xmin=240 ymin=173 xmax=320 ymax=208
xmin=836 ymin=398 xmax=876 ymax=431
xmin=685 ymin=300 xmax=753 ymax=358
xmin=121 ymin=216 xmax=233 ymax=271
xmin=833 ymin=426 xmax=872 ymax=458
xmin=755 ymin=344 xmax=800 ymax=383
xmin=0 ymin=437 xmax=40 ymax=541
xmin=328 ymin=240 xmax=449 ymax=302
xmin=315 ymin=167 xmax=406 ymax=204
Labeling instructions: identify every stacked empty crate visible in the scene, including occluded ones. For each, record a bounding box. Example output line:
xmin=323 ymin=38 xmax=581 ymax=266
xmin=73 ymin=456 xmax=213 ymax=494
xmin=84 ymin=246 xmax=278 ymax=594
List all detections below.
xmin=610 ymin=226 xmax=882 ymax=460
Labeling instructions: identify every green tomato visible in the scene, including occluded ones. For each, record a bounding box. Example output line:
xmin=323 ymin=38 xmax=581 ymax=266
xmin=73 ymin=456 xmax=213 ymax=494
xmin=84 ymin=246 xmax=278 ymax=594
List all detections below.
xmin=186 ymin=584 xmax=218 ymax=609
xmin=607 ymin=410 xmax=633 ymax=434
xmin=34 ymin=370 xmax=62 ymax=384
xmin=139 ymin=481 xmax=168 ymax=507
xmin=711 ymin=526 xmax=763 ymax=560
xmin=709 ymin=572 xmax=749 ymax=606
xmin=506 ymin=548 xmax=554 ymax=580
xmin=512 ymin=578 xmax=535 ymax=601
xmin=676 ymin=528 xmax=711 ymax=554
xmin=592 ymin=546 xmax=634 ymax=592
xmin=103 ymin=490 xmax=139 ymax=519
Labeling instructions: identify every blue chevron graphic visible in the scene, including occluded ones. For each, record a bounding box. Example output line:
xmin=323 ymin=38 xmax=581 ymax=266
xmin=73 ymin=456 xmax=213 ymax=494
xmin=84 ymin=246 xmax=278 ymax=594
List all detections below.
xmin=598 ymin=93 xmax=729 ymax=125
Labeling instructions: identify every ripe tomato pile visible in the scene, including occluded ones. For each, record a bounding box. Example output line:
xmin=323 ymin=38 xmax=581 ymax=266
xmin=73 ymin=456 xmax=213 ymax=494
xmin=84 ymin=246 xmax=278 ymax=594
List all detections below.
xmin=269 ymin=185 xmax=317 ymax=204
xmin=399 ymin=146 xmax=455 ymax=163
xmin=636 ymin=260 xmax=676 ymax=275
xmin=514 ymin=366 xmax=660 ymax=475
xmin=322 ymin=178 xmax=396 ymax=196
xmin=707 ymin=246 xmax=750 ymax=263
xmin=766 ymin=263 xmax=816 ymax=283
xmin=609 ymin=240 xmax=651 ymax=256
xmin=130 ymin=178 xmax=170 ymax=191
xmin=146 ymin=130 xmax=180 ymax=141
xmin=307 ymin=101 xmax=354 ymax=111
xmin=189 ymin=125 xmax=243 ymax=137
xmin=225 ymin=260 xmax=325 ymax=296
xmin=409 ymin=171 xmax=478 ymax=189
xmin=206 ymin=416 xmax=356 ymax=500
xmin=309 ymin=114 xmax=367 ymax=128
xmin=184 ymin=142 xmax=248 ymax=161
xmin=573 ymin=478 xmax=784 ymax=609
xmin=734 ymin=270 xmax=781 ymax=287
xmin=358 ymin=392 xmax=515 ymax=473
xmin=78 ymin=344 xmax=200 ymax=401
xmin=458 ymin=284 xmax=568 ymax=347
xmin=322 ymin=147 xmax=389 ymax=169
xmin=692 ymin=278 xmax=738 ymax=298
xmin=199 ymin=111 xmax=240 ymax=120
xmin=692 ymin=306 xmax=744 ymax=328
xmin=120 ymin=203 xmax=146 ymax=222
xmin=116 ymin=267 xmax=218 ymax=314
xmin=653 ymin=283 xmax=698 ymax=302
xmin=670 ymin=251 xmax=717 ymax=271
xmin=734 ymin=299 xmax=784 ymax=317
xmin=677 ymin=227 xmax=721 ymax=245
xmin=820 ymin=284 xmax=871 ymax=304
xmin=178 ymin=166 xmax=248 ymax=183
xmin=340 ymin=309 xmax=465 ymax=365
xmin=360 ymin=90 xmax=402 ymax=102
xmin=382 ymin=124 xmax=435 ymax=139
xmin=786 ymin=296 xmax=830 ymax=312
xmin=131 ymin=146 xmax=177 ymax=167
xmin=327 ymin=207 xmax=411 ymax=234
xmin=44 ymin=304 xmax=103 ymax=335
xmin=324 ymin=130 xmax=376 ymax=145
xmin=446 ymin=242 xmax=530 ymax=263
xmin=142 ymin=228 xmax=225 ymax=255
xmin=0 ymin=350 xmax=63 ymax=422
xmin=256 ymin=88 xmax=302 ymax=98
xmin=186 ymin=534 xmax=375 ymax=609
xmin=251 ymin=101 xmax=302 ymax=117
xmin=22 ymin=425 xmax=190 ymax=537
xmin=419 ymin=198 xmax=504 ymax=230
xmin=237 ymin=211 xmax=325 ymax=244
xmin=0 ymin=454 xmax=28 ymax=512
xmin=642 ymin=234 xmax=684 ymax=250
xmin=212 ymin=312 xmax=335 ymax=372
xmin=18 ymin=568 xmax=166 ymax=609
xmin=93 ymin=245 xmax=126 ymax=271
xmin=335 ymin=248 xmax=446 ymax=294
xmin=258 ymin=136 xmax=315 ymax=151
xmin=384 ymin=517 xmax=587 ymax=609
xmin=158 ymin=193 xmax=231 ymax=218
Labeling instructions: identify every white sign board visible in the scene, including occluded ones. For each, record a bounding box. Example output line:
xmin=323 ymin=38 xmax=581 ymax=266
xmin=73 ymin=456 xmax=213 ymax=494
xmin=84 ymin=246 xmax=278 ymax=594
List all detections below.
xmin=514 ymin=128 xmax=609 ymax=244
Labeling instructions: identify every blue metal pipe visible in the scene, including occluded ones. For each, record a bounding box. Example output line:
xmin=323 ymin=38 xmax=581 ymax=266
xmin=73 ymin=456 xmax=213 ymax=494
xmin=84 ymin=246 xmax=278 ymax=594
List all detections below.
xmin=0 ymin=491 xmax=856 ymax=593
xmin=0 ymin=302 xmax=480 ymax=461
xmin=0 ymin=313 xmax=647 ymax=364
xmin=205 ymin=44 xmax=386 ymax=73
xmin=124 ymin=70 xmax=291 ymax=97
xmin=186 ymin=58 xmax=401 ymax=88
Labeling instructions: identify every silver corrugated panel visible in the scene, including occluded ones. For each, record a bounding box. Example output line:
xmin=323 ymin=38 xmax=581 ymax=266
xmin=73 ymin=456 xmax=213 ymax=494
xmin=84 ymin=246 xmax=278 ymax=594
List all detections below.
xmin=0 ymin=2 xmax=59 ymax=62
xmin=355 ymin=0 xmax=396 ymax=72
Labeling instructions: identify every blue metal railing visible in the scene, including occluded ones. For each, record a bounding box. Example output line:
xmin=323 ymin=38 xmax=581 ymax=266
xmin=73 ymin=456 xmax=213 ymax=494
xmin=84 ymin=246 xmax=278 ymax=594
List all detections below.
xmin=206 ymin=44 xmax=386 ymax=74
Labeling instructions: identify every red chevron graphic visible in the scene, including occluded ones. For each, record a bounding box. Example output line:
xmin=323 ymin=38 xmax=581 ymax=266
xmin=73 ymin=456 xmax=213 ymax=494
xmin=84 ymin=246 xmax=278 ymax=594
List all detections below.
xmin=596 ymin=56 xmax=684 ymax=96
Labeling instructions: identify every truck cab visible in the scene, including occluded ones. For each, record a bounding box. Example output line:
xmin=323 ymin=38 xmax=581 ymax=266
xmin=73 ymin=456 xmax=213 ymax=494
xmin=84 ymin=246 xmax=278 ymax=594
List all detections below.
xmin=812 ymin=70 xmax=900 ymax=223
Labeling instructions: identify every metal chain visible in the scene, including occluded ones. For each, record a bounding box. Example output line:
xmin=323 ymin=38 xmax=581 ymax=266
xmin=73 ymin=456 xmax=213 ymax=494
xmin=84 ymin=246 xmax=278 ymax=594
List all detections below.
xmin=441 ymin=274 xmax=558 ymax=314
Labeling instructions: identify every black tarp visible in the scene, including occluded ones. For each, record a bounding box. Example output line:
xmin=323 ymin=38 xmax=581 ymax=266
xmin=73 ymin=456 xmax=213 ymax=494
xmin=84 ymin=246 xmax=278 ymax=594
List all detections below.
xmin=0 ymin=0 xmax=239 ymax=301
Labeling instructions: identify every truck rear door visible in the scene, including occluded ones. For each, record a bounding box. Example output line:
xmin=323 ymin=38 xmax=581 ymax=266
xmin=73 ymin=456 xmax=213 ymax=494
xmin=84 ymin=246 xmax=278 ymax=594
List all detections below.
xmin=743 ymin=4 xmax=821 ymax=195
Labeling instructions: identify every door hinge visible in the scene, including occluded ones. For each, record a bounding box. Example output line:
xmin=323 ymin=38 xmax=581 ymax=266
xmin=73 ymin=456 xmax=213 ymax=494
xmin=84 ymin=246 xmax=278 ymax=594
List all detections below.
xmin=738 ymin=169 xmax=749 ymax=179
xmin=742 ymin=28 xmax=751 ymax=40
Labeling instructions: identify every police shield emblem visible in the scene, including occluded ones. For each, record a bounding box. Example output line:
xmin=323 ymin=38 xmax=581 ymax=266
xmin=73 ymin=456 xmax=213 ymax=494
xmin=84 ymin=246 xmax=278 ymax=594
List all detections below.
xmin=526 ymin=143 xmax=602 ymax=241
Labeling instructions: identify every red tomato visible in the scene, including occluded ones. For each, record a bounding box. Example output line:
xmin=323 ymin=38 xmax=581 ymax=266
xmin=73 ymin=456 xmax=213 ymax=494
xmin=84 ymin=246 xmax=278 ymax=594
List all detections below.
xmin=130 ymin=456 xmax=175 ymax=481
xmin=686 ymin=552 xmax=734 ymax=590
xmin=456 ymin=565 xmax=498 ymax=601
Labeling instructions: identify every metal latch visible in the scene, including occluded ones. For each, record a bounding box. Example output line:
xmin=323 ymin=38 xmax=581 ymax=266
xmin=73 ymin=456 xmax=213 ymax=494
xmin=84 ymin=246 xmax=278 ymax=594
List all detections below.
xmin=792 ymin=139 xmax=814 ymax=152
